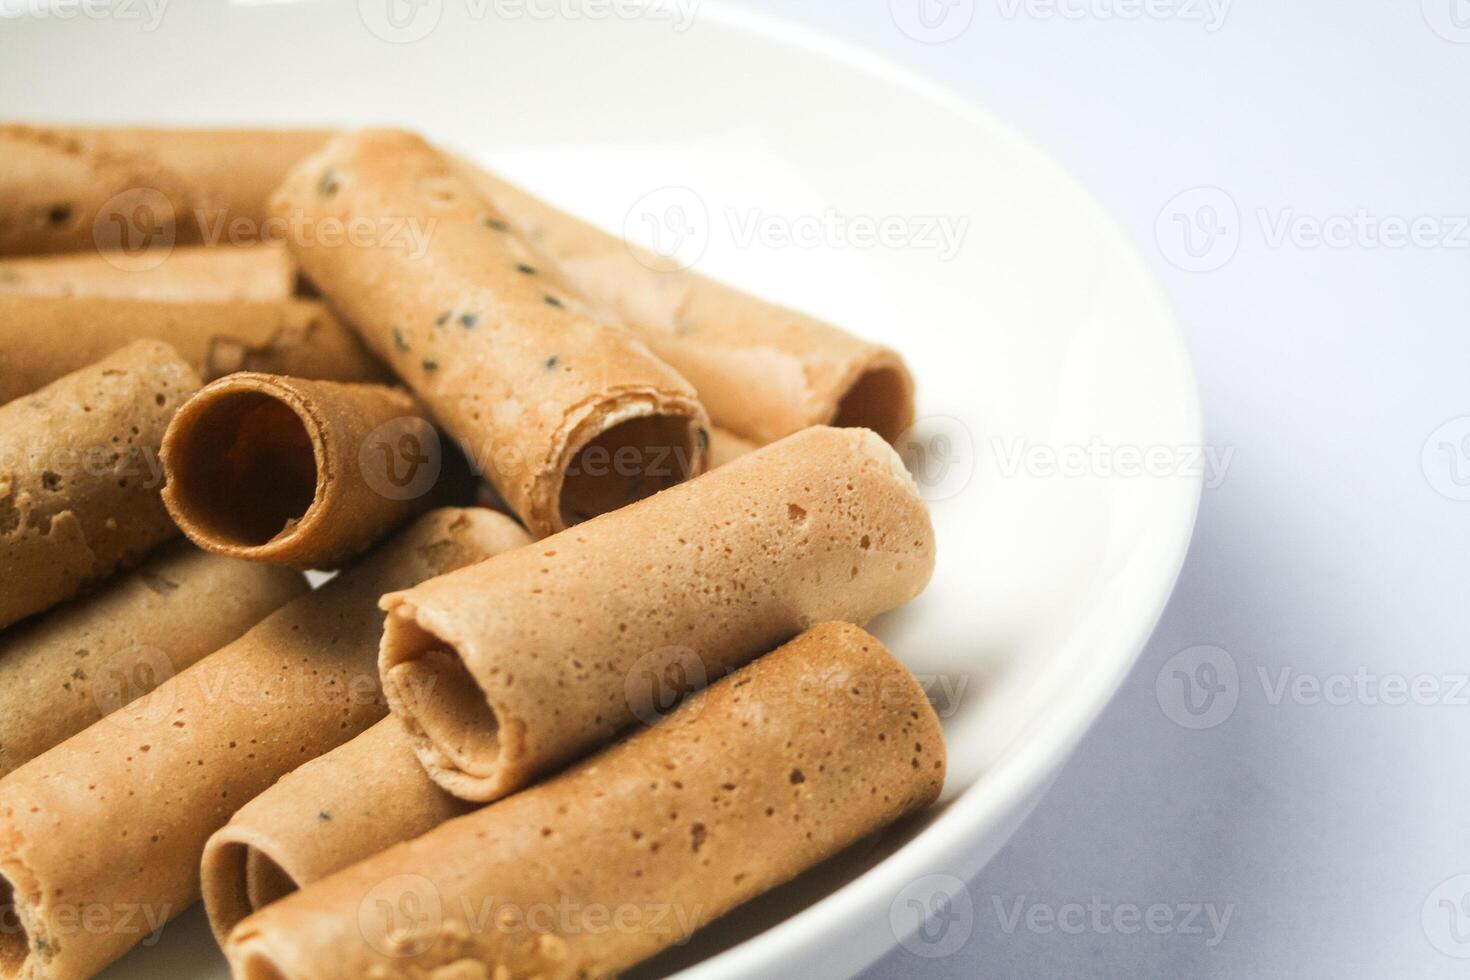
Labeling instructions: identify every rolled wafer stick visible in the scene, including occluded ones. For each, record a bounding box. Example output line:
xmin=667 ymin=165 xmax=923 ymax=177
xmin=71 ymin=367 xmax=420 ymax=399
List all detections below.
xmin=462 ymin=165 xmax=916 ymax=445
xmin=201 ymin=717 xmax=474 ymax=944
xmin=273 ymin=129 xmax=710 ymax=537
xmin=0 ymin=544 xmax=306 ymax=778
xmin=0 ymin=294 xmax=388 ymax=406
xmin=0 ymin=242 xmax=296 ymax=303
xmin=0 ymin=339 xmax=199 ymax=630
xmin=225 ymin=622 xmax=946 ymax=980
xmin=380 ymin=424 xmax=934 ymax=802
xmin=0 ymin=125 xmax=330 ymax=255
xmin=161 ymin=374 xmax=450 ymax=569
xmin=0 ymin=508 xmax=531 ymax=980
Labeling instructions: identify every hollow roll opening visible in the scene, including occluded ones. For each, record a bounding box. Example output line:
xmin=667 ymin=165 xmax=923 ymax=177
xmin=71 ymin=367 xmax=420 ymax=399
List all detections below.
xmin=384 ymin=614 xmax=503 ymax=782
xmin=206 ymin=841 xmax=255 ymax=943
xmin=831 ymin=362 xmax=913 ymax=444
xmin=559 ymin=413 xmax=702 ymax=528
xmin=166 ymin=389 xmax=320 ymax=548
xmin=0 ymin=872 xmax=27 ymax=973
xmin=245 ymin=849 xmax=300 ymax=914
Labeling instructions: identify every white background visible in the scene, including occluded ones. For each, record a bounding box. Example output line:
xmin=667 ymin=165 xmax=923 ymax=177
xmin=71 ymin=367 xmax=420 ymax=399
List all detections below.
xmin=709 ymin=1 xmax=1470 ymax=977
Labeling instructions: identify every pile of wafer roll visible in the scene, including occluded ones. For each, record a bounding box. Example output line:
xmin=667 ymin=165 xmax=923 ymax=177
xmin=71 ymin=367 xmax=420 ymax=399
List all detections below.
xmin=0 ymin=124 xmax=942 ymax=980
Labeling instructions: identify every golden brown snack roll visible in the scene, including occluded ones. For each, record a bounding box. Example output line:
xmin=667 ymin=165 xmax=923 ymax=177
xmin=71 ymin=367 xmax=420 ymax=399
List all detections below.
xmin=0 ymin=544 xmax=305 ymax=778
xmin=225 ymin=622 xmax=945 ymax=980
xmin=0 ymin=508 xmax=530 ymax=980
xmin=0 ymin=125 xmax=330 ymax=255
xmin=0 ymin=242 xmax=296 ymax=303
xmin=162 ymin=374 xmax=454 ymax=569
xmin=463 ymin=164 xmax=916 ymax=445
xmin=201 ymin=717 xmax=475 ymax=944
xmin=0 ymin=339 xmax=199 ymax=629
xmin=381 ymin=425 xmax=934 ymax=802
xmin=272 ymin=129 xmax=710 ymax=537
xmin=0 ymin=294 xmax=388 ymax=406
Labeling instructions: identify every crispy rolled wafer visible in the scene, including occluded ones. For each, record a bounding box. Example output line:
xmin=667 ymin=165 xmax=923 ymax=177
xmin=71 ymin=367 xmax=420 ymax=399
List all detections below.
xmin=0 ymin=508 xmax=530 ymax=980
xmin=201 ymin=717 xmax=474 ymax=944
xmin=0 ymin=339 xmax=199 ymax=630
xmin=0 ymin=125 xmax=330 ymax=255
xmin=0 ymin=294 xmax=387 ymax=405
xmin=381 ymin=425 xmax=934 ymax=802
xmin=0 ymin=544 xmax=306 ymax=778
xmin=0 ymin=242 xmax=295 ymax=303
xmin=273 ymin=130 xmax=710 ymax=537
xmin=161 ymin=374 xmax=446 ymax=569
xmin=226 ymin=622 xmax=946 ymax=980
xmin=463 ymin=165 xmax=916 ymax=444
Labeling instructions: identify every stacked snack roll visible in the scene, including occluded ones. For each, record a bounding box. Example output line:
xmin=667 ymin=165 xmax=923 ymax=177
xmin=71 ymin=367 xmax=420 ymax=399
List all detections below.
xmin=225 ymin=622 xmax=945 ymax=980
xmin=0 ymin=339 xmax=199 ymax=629
xmin=0 ymin=509 xmax=530 ymax=980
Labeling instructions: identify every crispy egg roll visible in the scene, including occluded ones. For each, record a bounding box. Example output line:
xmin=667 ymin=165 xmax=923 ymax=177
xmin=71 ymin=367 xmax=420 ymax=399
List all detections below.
xmin=0 ymin=339 xmax=199 ymax=629
xmin=201 ymin=717 xmax=474 ymax=944
xmin=0 ymin=125 xmax=329 ymax=255
xmin=0 ymin=544 xmax=306 ymax=778
xmin=0 ymin=242 xmax=295 ymax=303
xmin=0 ymin=294 xmax=387 ymax=406
xmin=162 ymin=374 xmax=446 ymax=569
xmin=226 ymin=622 xmax=946 ymax=980
xmin=463 ymin=165 xmax=916 ymax=445
xmin=272 ymin=129 xmax=710 ymax=538
xmin=381 ymin=425 xmax=934 ymax=802
xmin=0 ymin=508 xmax=530 ymax=980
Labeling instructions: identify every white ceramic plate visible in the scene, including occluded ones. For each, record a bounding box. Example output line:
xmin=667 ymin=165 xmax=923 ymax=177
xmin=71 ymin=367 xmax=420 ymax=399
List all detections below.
xmin=2 ymin=3 xmax=1200 ymax=977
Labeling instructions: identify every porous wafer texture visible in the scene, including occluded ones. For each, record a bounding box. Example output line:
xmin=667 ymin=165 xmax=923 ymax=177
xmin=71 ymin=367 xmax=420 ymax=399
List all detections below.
xmin=225 ymin=622 xmax=946 ymax=980
xmin=0 ymin=508 xmax=530 ymax=980
xmin=380 ymin=425 xmax=934 ymax=802
xmin=0 ymin=294 xmax=387 ymax=406
xmin=271 ymin=129 xmax=710 ymax=538
xmin=161 ymin=374 xmax=447 ymax=569
xmin=462 ymin=165 xmax=916 ymax=445
xmin=0 ymin=544 xmax=306 ymax=778
xmin=0 ymin=339 xmax=200 ymax=629
xmin=0 ymin=242 xmax=296 ymax=303
xmin=0 ymin=125 xmax=330 ymax=255
xmin=201 ymin=717 xmax=475 ymax=944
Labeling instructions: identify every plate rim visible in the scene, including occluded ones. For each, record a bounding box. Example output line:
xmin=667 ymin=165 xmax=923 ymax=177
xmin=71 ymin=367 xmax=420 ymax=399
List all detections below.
xmin=662 ymin=3 xmax=1205 ymax=976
